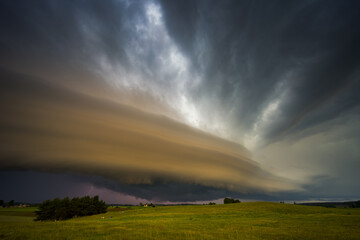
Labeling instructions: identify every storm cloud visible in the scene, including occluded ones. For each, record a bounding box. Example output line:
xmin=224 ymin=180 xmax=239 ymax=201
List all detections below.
xmin=0 ymin=0 xmax=360 ymax=202
xmin=160 ymin=0 xmax=360 ymax=145
xmin=0 ymin=68 xmax=294 ymax=200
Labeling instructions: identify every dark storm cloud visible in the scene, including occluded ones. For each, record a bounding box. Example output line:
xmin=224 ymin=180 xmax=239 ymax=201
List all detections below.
xmin=0 ymin=0 xmax=202 ymax=120
xmin=0 ymin=0 xmax=132 ymax=67
xmin=4 ymin=170 xmax=353 ymax=203
xmin=0 ymin=171 xmax=91 ymax=203
xmin=0 ymin=170 xmax=299 ymax=203
xmin=159 ymin=0 xmax=360 ymax=201
xmin=84 ymin=175 xmax=239 ymax=202
xmin=0 ymin=68 xmax=294 ymax=201
xmin=87 ymin=175 xmax=326 ymax=202
xmin=1 ymin=0 xmax=360 ymax=202
xmin=0 ymin=0 xmax=190 ymax=120
xmin=77 ymin=171 xmax=360 ymax=202
xmin=160 ymin=0 xmax=360 ymax=145
xmin=1 ymin=0 xmax=359 ymax=144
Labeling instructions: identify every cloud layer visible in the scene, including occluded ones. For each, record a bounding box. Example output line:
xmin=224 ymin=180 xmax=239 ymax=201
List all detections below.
xmin=0 ymin=69 xmax=294 ymax=200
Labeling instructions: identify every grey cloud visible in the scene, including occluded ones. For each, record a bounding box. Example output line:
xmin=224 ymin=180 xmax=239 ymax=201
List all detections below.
xmin=0 ymin=171 xmax=92 ymax=203
xmin=0 ymin=68 xmax=295 ymax=201
xmin=160 ymin=0 xmax=360 ymax=145
xmin=0 ymin=170 xmax=298 ymax=203
xmin=4 ymin=170 xmax=355 ymax=203
xmin=255 ymin=113 xmax=360 ymax=200
xmin=0 ymin=0 xmax=190 ymax=120
xmin=2 ymin=0 xmax=359 ymax=144
xmin=160 ymin=0 xmax=360 ymax=201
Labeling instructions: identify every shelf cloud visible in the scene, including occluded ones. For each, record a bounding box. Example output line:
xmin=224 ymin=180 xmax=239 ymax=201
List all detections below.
xmin=0 ymin=69 xmax=294 ymax=200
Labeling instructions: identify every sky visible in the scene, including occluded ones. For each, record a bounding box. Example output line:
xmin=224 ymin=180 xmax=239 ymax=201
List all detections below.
xmin=0 ymin=0 xmax=360 ymax=204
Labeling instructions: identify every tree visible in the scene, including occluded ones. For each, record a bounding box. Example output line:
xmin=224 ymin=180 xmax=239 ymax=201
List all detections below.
xmin=35 ymin=196 xmax=107 ymax=221
xmin=8 ymin=200 xmax=15 ymax=207
xmin=224 ymin=198 xmax=241 ymax=204
xmin=0 ymin=200 xmax=4 ymax=207
xmin=224 ymin=198 xmax=234 ymax=204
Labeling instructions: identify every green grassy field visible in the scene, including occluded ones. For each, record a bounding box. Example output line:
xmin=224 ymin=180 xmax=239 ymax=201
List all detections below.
xmin=0 ymin=202 xmax=360 ymax=239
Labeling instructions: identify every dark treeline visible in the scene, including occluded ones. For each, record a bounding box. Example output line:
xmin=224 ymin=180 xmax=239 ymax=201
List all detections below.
xmin=0 ymin=199 xmax=15 ymax=207
xmin=300 ymin=200 xmax=360 ymax=208
xmin=0 ymin=199 xmax=30 ymax=207
xmin=35 ymin=196 xmax=107 ymax=221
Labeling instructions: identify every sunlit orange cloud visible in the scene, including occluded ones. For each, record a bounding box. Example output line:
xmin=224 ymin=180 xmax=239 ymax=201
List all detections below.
xmin=0 ymin=69 xmax=295 ymax=194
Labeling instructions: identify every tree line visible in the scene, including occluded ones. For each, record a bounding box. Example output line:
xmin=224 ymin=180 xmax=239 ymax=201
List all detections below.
xmin=0 ymin=199 xmax=15 ymax=207
xmin=35 ymin=195 xmax=107 ymax=221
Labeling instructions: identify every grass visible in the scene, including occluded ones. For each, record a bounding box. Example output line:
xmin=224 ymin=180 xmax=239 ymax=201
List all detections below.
xmin=0 ymin=202 xmax=360 ymax=239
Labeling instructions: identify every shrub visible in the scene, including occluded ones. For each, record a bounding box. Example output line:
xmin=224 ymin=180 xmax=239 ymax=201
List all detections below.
xmin=224 ymin=198 xmax=241 ymax=204
xmin=8 ymin=200 xmax=15 ymax=207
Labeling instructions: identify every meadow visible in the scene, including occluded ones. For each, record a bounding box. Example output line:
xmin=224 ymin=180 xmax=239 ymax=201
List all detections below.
xmin=0 ymin=202 xmax=360 ymax=239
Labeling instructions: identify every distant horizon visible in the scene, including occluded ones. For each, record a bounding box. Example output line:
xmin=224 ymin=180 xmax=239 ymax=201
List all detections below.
xmin=2 ymin=196 xmax=360 ymax=206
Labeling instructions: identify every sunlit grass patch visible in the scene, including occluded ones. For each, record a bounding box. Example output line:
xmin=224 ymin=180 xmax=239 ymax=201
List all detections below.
xmin=0 ymin=203 xmax=359 ymax=239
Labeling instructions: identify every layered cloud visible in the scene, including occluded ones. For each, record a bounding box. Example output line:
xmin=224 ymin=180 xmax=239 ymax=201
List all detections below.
xmin=0 ymin=69 xmax=294 ymax=199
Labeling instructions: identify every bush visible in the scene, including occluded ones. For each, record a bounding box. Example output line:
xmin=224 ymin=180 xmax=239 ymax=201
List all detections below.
xmin=35 ymin=195 xmax=107 ymax=221
xmin=8 ymin=200 xmax=15 ymax=207
xmin=224 ymin=198 xmax=241 ymax=204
